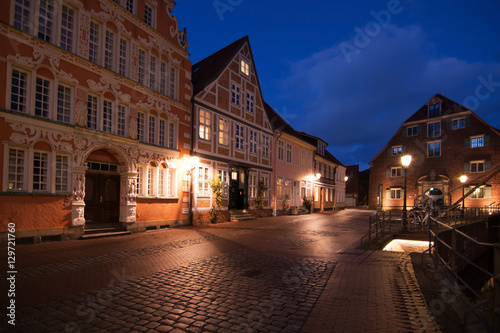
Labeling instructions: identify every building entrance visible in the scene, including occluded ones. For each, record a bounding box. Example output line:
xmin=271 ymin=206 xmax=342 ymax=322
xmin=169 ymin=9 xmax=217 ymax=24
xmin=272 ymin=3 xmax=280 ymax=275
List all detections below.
xmin=84 ymin=163 xmax=120 ymax=224
xmin=229 ymin=166 xmax=247 ymax=210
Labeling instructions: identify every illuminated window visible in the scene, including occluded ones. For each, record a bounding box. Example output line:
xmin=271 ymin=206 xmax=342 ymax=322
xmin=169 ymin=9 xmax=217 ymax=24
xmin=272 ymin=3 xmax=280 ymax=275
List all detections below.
xmin=470 ymin=136 xmax=484 ymax=148
xmin=277 ymin=177 xmax=283 ymax=200
xmin=199 ymin=110 xmax=211 ymax=141
xmin=240 ymin=60 xmax=249 ymax=76
xmin=249 ymin=174 xmax=256 ymax=198
xmin=219 ymin=118 xmax=229 ymax=146
xmin=197 ymin=166 xmax=210 ymax=197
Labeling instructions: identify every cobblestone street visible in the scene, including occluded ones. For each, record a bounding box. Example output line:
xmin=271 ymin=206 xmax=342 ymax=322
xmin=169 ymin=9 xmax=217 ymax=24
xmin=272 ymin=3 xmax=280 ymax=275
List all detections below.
xmin=1 ymin=209 xmax=441 ymax=332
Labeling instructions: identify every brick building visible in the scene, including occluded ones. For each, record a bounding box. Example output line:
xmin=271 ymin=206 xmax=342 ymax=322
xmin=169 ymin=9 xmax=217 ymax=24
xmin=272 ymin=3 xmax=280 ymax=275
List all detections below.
xmin=0 ymin=0 xmax=192 ymax=243
xmin=369 ymin=94 xmax=500 ymax=211
xmin=191 ymin=36 xmax=274 ymax=223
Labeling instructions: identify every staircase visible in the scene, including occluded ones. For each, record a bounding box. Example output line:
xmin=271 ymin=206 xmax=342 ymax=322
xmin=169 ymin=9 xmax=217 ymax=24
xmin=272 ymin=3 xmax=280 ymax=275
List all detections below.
xmin=81 ymin=223 xmax=131 ymax=240
xmin=230 ymin=210 xmax=255 ymax=222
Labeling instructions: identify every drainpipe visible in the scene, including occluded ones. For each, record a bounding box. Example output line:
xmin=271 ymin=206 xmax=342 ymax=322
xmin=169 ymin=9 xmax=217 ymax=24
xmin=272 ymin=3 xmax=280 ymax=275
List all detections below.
xmin=273 ymin=130 xmax=283 ymax=216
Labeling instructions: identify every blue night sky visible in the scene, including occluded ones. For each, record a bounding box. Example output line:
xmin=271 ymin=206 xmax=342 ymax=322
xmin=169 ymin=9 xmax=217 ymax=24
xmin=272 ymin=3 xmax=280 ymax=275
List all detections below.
xmin=175 ymin=0 xmax=500 ymax=171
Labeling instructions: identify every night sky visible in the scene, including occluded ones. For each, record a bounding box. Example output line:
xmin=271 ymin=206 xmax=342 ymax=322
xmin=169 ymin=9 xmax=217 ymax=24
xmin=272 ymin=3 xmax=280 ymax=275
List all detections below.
xmin=175 ymin=0 xmax=500 ymax=170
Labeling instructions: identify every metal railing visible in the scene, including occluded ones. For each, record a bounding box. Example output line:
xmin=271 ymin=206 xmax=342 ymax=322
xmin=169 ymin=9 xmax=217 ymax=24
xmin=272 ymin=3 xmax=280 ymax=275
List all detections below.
xmin=428 ymin=213 xmax=500 ymax=332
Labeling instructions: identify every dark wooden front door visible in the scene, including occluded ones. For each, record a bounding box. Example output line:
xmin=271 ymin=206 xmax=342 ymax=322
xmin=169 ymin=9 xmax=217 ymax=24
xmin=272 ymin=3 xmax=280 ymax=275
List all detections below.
xmin=229 ymin=168 xmax=247 ymax=210
xmin=84 ymin=173 xmax=120 ymax=224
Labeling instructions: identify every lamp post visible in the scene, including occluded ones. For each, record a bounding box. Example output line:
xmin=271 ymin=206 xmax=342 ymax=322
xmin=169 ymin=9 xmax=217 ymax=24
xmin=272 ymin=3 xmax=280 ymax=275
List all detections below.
xmin=401 ymin=155 xmax=412 ymax=232
xmin=460 ymin=175 xmax=467 ymax=217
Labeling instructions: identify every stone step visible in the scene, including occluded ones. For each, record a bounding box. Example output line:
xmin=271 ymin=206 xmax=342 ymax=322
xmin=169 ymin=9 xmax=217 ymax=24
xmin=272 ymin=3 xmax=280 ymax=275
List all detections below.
xmin=80 ymin=230 xmax=131 ymax=240
xmin=230 ymin=210 xmax=254 ymax=222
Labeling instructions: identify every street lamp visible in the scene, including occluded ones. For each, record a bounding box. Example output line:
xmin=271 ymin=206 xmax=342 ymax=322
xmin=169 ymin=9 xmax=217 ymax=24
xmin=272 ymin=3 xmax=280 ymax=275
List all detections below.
xmin=401 ymin=155 xmax=412 ymax=232
xmin=460 ymin=175 xmax=467 ymax=217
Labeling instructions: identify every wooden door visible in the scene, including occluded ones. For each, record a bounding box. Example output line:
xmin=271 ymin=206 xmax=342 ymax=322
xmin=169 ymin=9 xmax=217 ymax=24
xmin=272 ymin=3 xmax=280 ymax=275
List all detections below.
xmin=84 ymin=173 xmax=120 ymax=224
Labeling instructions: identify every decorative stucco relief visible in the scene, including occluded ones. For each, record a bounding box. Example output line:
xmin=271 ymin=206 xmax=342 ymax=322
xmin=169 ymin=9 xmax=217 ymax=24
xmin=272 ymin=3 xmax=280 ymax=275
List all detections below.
xmin=9 ymin=123 xmax=73 ymax=152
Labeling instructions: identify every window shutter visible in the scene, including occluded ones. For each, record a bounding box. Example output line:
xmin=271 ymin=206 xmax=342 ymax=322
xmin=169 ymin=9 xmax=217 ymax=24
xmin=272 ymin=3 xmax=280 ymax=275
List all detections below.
xmin=485 ymin=161 xmax=491 ymax=171
xmin=446 ymin=120 xmax=452 ymax=130
xmin=464 ymin=138 xmax=470 ymax=148
xmin=465 ymin=117 xmax=471 ymax=127
xmin=464 ymin=162 xmax=470 ymax=173
xmin=418 ymin=125 xmax=423 ymax=135
xmin=484 ymin=135 xmax=490 ymax=146
xmin=484 ymin=186 xmax=492 ymax=198
xmin=386 ymin=189 xmax=391 ymax=199
xmin=386 ymin=168 xmax=391 ymax=177
xmin=402 ymin=127 xmax=407 ymax=137
xmin=402 ymin=145 xmax=407 ymax=153
xmin=387 ymin=147 xmax=392 ymax=156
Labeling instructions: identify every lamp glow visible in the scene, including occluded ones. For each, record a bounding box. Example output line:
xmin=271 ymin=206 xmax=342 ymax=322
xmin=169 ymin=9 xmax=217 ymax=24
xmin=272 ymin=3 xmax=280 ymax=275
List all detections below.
xmin=401 ymin=155 xmax=412 ymax=168
xmin=460 ymin=175 xmax=467 ymax=183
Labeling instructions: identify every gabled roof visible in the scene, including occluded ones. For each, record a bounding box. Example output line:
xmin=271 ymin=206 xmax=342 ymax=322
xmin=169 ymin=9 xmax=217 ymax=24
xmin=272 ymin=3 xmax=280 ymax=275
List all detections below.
xmin=263 ymin=102 xmax=298 ymax=136
xmin=404 ymin=93 xmax=469 ymax=123
xmin=192 ymin=36 xmax=249 ymax=96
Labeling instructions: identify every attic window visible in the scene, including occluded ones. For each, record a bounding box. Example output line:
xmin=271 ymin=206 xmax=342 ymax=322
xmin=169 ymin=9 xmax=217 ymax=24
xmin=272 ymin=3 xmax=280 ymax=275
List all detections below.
xmin=428 ymin=103 xmax=441 ymax=118
xmin=240 ymin=60 xmax=249 ymax=76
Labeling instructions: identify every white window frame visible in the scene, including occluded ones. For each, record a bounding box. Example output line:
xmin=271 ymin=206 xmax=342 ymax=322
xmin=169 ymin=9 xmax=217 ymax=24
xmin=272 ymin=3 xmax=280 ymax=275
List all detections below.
xmin=249 ymin=174 xmax=256 ymax=198
xmin=56 ymin=84 xmax=72 ymax=124
xmin=144 ymin=1 xmax=156 ymax=28
xmin=235 ymin=124 xmax=244 ymax=150
xmin=218 ymin=169 xmax=229 ymax=197
xmin=60 ymin=4 xmax=75 ymax=52
xmin=137 ymin=111 xmax=146 ymax=141
xmin=117 ymin=104 xmax=128 ymax=137
xmin=35 ymin=76 xmax=51 ymax=119
xmin=278 ymin=140 xmax=284 ymax=161
xmin=10 ymin=68 xmax=29 ymax=113
xmin=246 ymin=93 xmax=254 ymax=113
xmin=427 ymin=141 xmax=441 ymax=158
xmin=390 ymin=188 xmax=402 ymax=199
xmin=33 ymin=151 xmax=49 ymax=192
xmin=262 ymin=134 xmax=270 ymax=158
xmin=148 ymin=114 xmax=157 ymax=144
xmin=249 ymin=130 xmax=258 ymax=154
xmin=197 ymin=166 xmax=210 ymax=197
xmin=218 ymin=118 xmax=229 ymax=146
xmin=392 ymin=145 xmax=402 ymax=156
xmin=6 ymin=147 xmax=27 ymax=192
xmin=286 ymin=143 xmax=292 ymax=164
xmin=470 ymin=160 xmax=485 ymax=173
xmin=452 ymin=117 xmax=465 ymax=130
xmin=261 ymin=175 xmax=269 ymax=199
xmin=102 ymin=99 xmax=113 ymax=133
xmin=199 ymin=109 xmax=211 ymax=141
xmin=240 ymin=59 xmax=250 ymax=76
xmin=470 ymin=136 xmax=484 ymax=148
xmin=231 ymin=83 xmax=240 ymax=106
xmin=391 ymin=167 xmax=402 ymax=177
xmin=38 ymin=0 xmax=55 ymax=43
xmin=87 ymin=94 xmax=99 ymax=130
xmin=89 ymin=20 xmax=100 ymax=64
xmin=428 ymin=121 xmax=440 ymax=138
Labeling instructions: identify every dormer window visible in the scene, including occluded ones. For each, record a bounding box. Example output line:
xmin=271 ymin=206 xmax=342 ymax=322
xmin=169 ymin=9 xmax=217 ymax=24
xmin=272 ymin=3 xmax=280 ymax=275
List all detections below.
xmin=428 ymin=103 xmax=440 ymax=118
xmin=240 ymin=60 xmax=249 ymax=76
xmin=318 ymin=142 xmax=325 ymax=155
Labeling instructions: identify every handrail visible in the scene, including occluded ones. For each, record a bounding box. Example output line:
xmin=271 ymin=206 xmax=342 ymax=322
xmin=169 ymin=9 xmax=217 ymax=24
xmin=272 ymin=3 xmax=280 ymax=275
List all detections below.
xmin=427 ymin=213 xmax=500 ymax=332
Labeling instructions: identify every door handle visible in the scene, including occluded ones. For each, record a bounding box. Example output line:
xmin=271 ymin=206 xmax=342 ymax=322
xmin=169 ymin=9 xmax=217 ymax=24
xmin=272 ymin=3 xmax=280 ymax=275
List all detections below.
xmin=100 ymin=196 xmax=103 ymax=203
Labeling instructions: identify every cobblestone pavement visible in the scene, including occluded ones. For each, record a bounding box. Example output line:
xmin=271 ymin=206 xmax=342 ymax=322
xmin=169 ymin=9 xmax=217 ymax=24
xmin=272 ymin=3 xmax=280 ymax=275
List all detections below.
xmin=1 ymin=209 xmax=441 ymax=332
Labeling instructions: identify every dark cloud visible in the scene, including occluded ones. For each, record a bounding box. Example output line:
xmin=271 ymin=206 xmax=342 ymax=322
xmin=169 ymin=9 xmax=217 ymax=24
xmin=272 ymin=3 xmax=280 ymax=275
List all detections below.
xmin=278 ymin=25 xmax=500 ymax=169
